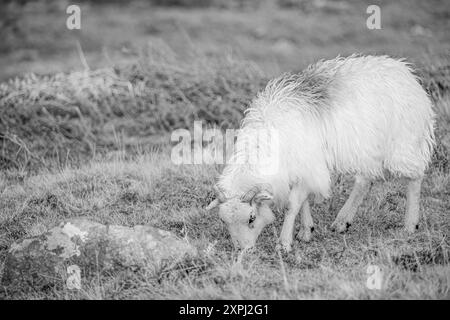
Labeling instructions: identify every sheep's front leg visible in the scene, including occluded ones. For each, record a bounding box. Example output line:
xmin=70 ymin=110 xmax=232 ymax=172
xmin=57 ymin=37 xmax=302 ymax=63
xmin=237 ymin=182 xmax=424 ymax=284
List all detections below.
xmin=278 ymin=185 xmax=308 ymax=252
xmin=297 ymin=200 xmax=314 ymax=242
xmin=331 ymin=175 xmax=370 ymax=233
xmin=405 ymin=176 xmax=423 ymax=233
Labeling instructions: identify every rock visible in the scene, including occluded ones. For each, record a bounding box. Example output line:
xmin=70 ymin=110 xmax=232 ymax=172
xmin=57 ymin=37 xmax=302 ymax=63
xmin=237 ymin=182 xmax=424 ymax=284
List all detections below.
xmin=1 ymin=219 xmax=196 ymax=295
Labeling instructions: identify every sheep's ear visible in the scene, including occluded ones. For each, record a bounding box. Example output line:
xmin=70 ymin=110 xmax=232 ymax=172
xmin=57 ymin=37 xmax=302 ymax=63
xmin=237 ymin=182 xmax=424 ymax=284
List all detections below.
xmin=206 ymin=185 xmax=226 ymax=211
xmin=253 ymin=191 xmax=273 ymax=205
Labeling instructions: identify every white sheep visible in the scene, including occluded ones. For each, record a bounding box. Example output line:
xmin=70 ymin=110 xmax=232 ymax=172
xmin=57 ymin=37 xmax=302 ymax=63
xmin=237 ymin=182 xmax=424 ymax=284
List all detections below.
xmin=206 ymin=54 xmax=435 ymax=252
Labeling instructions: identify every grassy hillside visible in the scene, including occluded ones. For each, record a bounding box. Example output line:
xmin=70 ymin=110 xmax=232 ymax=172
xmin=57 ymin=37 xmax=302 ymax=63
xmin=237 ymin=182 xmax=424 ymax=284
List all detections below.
xmin=1 ymin=48 xmax=449 ymax=299
xmin=1 ymin=148 xmax=449 ymax=299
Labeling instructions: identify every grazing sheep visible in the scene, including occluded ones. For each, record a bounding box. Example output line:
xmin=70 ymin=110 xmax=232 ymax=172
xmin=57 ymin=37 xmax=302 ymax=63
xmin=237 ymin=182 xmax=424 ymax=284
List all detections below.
xmin=206 ymin=54 xmax=435 ymax=252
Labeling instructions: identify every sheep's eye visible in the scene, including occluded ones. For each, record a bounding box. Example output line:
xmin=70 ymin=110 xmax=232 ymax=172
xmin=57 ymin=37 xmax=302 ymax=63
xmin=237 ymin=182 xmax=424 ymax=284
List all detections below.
xmin=248 ymin=214 xmax=256 ymax=228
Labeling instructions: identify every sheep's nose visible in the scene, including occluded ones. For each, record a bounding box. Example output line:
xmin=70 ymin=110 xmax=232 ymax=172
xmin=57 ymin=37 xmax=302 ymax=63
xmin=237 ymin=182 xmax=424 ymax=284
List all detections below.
xmin=234 ymin=241 xmax=253 ymax=251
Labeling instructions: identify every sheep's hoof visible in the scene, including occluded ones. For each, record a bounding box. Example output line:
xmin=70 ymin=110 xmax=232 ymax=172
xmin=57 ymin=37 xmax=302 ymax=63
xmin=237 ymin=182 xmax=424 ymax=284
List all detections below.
xmin=276 ymin=241 xmax=292 ymax=253
xmin=297 ymin=227 xmax=314 ymax=242
xmin=330 ymin=220 xmax=351 ymax=233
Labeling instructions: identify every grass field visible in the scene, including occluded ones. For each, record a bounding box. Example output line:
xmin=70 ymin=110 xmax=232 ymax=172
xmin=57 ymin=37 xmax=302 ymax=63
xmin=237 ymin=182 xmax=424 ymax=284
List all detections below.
xmin=0 ymin=0 xmax=449 ymax=299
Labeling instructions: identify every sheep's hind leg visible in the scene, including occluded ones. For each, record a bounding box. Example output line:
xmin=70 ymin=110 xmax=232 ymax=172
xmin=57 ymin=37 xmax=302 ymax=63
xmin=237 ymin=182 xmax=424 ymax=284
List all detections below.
xmin=405 ymin=176 xmax=423 ymax=233
xmin=331 ymin=175 xmax=370 ymax=233
xmin=296 ymin=200 xmax=314 ymax=242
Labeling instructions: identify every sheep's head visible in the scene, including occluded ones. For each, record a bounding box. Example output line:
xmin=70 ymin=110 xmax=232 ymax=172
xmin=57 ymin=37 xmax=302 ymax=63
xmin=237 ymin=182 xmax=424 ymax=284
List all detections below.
xmin=206 ymin=185 xmax=275 ymax=250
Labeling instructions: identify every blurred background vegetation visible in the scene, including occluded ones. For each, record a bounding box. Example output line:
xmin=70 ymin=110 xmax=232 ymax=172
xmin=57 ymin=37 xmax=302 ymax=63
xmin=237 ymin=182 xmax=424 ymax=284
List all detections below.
xmin=0 ymin=0 xmax=449 ymax=80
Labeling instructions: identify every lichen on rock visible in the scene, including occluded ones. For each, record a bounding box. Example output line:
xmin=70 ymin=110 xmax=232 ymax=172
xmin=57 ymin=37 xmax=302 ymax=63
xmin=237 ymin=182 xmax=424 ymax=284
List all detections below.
xmin=1 ymin=218 xmax=197 ymax=296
